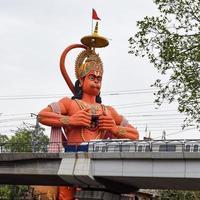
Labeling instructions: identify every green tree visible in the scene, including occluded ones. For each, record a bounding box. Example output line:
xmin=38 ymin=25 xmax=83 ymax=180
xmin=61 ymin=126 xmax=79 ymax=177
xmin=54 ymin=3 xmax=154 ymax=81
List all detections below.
xmin=0 ymin=185 xmax=11 ymax=200
xmin=160 ymin=190 xmax=200 ymax=200
xmin=8 ymin=124 xmax=49 ymax=152
xmin=129 ymin=0 xmax=200 ymax=128
xmin=0 ymin=134 xmax=9 ymax=143
xmin=0 ymin=123 xmax=49 ymax=199
xmin=0 ymin=185 xmax=35 ymax=200
xmin=0 ymin=134 xmax=10 ymax=153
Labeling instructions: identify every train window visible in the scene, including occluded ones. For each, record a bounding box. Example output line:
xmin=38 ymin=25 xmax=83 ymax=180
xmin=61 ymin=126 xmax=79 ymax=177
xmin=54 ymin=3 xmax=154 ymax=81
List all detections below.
xmin=145 ymin=145 xmax=151 ymax=152
xmin=94 ymin=146 xmax=100 ymax=152
xmin=102 ymin=146 xmax=107 ymax=152
xmin=114 ymin=146 xmax=120 ymax=152
xmin=193 ymin=145 xmax=198 ymax=152
xmin=167 ymin=144 xmax=176 ymax=151
xmin=138 ymin=145 xmax=143 ymax=152
xmin=185 ymin=145 xmax=190 ymax=152
xmin=159 ymin=144 xmax=176 ymax=152
xmin=159 ymin=145 xmax=166 ymax=152
xmin=122 ymin=145 xmax=130 ymax=152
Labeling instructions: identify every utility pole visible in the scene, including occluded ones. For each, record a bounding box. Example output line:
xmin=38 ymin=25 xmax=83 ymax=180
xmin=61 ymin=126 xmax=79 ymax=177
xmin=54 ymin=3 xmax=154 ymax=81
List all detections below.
xmin=161 ymin=130 xmax=166 ymax=140
xmin=30 ymin=113 xmax=40 ymax=152
xmin=144 ymin=125 xmax=152 ymax=141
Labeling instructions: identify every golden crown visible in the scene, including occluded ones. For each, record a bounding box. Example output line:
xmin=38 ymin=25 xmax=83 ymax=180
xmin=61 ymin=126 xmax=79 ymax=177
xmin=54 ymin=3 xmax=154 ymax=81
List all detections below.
xmin=75 ymin=49 xmax=103 ymax=79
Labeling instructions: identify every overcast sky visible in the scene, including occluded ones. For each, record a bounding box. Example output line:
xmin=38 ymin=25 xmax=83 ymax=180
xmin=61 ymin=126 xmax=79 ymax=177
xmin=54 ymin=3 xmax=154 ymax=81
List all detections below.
xmin=0 ymin=0 xmax=199 ymax=140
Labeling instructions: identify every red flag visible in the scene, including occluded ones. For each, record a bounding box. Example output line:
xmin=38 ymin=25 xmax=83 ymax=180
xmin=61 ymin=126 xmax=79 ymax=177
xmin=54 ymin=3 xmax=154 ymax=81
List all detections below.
xmin=92 ymin=8 xmax=101 ymax=20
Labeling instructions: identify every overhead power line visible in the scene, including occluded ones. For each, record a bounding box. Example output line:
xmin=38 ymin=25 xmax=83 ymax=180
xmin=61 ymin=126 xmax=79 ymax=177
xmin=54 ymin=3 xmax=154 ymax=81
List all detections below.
xmin=0 ymin=88 xmax=158 ymax=100
xmin=128 ymin=116 xmax=186 ymax=121
xmin=124 ymin=113 xmax=183 ymax=117
xmin=153 ymin=127 xmax=198 ymax=139
xmin=0 ymin=113 xmax=31 ymax=117
xmin=0 ymin=117 xmax=35 ymax=123
xmin=0 ymin=114 xmax=185 ymax=123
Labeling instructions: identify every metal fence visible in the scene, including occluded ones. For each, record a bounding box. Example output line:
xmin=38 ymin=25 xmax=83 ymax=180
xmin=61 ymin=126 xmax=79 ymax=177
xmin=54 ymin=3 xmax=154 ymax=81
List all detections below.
xmin=0 ymin=142 xmax=64 ymax=153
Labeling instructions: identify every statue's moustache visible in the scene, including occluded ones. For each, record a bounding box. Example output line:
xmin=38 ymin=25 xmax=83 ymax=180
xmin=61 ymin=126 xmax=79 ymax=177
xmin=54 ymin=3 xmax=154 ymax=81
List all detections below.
xmin=91 ymin=84 xmax=100 ymax=90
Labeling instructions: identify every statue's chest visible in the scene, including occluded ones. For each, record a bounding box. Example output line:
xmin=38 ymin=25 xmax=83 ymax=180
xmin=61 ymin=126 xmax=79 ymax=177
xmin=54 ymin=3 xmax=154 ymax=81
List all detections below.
xmin=69 ymin=99 xmax=105 ymax=115
xmin=69 ymin=100 xmax=106 ymax=131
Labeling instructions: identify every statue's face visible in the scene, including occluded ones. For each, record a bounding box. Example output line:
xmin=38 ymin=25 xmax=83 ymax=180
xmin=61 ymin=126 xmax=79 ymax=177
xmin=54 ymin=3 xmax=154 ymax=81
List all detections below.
xmin=81 ymin=70 xmax=102 ymax=96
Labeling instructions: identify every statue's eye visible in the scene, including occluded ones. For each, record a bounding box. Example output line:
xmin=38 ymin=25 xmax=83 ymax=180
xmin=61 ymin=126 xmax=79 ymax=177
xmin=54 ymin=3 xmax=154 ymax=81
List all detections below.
xmin=89 ymin=75 xmax=95 ymax=81
xmin=97 ymin=77 xmax=102 ymax=82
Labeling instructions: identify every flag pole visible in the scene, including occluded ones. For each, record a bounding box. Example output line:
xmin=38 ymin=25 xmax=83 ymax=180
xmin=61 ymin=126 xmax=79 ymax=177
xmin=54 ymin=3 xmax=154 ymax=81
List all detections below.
xmin=91 ymin=19 xmax=93 ymax=34
xmin=91 ymin=9 xmax=93 ymax=34
xmin=81 ymin=9 xmax=109 ymax=48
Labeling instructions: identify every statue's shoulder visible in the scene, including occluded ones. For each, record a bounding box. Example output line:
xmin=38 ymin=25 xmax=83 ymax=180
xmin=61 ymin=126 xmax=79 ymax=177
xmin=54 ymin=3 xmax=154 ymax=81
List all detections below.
xmin=104 ymin=105 xmax=119 ymax=116
xmin=105 ymin=105 xmax=116 ymax=113
xmin=105 ymin=105 xmax=123 ymax=125
xmin=58 ymin=96 xmax=74 ymax=106
xmin=57 ymin=97 xmax=77 ymax=113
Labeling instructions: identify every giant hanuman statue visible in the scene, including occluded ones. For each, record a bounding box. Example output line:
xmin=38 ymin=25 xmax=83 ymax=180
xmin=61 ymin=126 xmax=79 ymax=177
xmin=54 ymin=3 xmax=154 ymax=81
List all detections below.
xmin=38 ymin=9 xmax=139 ymax=200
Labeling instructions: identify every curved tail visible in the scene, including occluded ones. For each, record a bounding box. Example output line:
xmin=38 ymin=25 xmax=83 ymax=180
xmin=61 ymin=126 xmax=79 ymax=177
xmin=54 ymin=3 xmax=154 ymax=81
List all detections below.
xmin=60 ymin=44 xmax=87 ymax=95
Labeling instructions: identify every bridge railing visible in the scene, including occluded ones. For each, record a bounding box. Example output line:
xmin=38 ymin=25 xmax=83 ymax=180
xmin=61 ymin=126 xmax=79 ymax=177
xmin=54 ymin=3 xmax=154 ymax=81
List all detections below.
xmin=0 ymin=142 xmax=65 ymax=153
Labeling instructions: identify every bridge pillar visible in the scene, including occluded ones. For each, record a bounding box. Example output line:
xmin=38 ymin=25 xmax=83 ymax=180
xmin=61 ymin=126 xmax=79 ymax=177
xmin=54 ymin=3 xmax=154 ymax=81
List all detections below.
xmin=58 ymin=153 xmax=100 ymax=187
xmin=74 ymin=190 xmax=130 ymax=200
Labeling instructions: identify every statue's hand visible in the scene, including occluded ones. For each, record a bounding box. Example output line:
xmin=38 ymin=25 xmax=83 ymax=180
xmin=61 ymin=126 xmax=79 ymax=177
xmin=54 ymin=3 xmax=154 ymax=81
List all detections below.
xmin=69 ymin=109 xmax=91 ymax=128
xmin=98 ymin=115 xmax=117 ymax=133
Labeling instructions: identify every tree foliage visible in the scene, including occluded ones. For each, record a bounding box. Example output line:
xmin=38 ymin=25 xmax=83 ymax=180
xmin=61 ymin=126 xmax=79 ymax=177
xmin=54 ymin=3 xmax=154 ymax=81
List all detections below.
xmin=0 ymin=134 xmax=9 ymax=143
xmin=160 ymin=190 xmax=200 ymax=200
xmin=0 ymin=185 xmax=32 ymax=200
xmin=0 ymin=124 xmax=49 ymax=152
xmin=0 ymin=123 xmax=49 ymax=199
xmin=8 ymin=125 xmax=49 ymax=152
xmin=0 ymin=134 xmax=10 ymax=152
xmin=129 ymin=0 xmax=200 ymax=128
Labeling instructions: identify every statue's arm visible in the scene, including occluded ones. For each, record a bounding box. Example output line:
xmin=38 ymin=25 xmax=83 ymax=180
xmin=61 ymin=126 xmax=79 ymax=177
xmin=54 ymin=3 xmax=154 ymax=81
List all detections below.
xmin=38 ymin=97 xmax=91 ymax=128
xmin=99 ymin=106 xmax=139 ymax=140
xmin=38 ymin=97 xmax=70 ymax=127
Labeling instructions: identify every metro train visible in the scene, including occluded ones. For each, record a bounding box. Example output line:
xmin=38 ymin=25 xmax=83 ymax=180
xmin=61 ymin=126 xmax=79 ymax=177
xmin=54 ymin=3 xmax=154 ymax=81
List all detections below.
xmin=64 ymin=139 xmax=200 ymax=153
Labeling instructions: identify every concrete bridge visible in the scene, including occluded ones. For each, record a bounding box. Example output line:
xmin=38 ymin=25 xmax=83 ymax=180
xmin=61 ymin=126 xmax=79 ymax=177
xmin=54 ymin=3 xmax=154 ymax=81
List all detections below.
xmin=1 ymin=151 xmax=200 ymax=193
